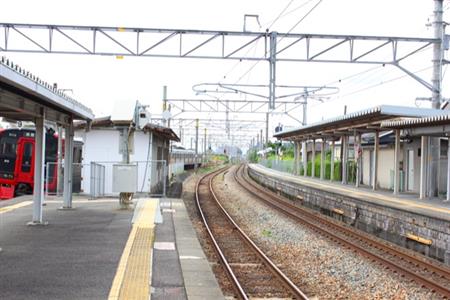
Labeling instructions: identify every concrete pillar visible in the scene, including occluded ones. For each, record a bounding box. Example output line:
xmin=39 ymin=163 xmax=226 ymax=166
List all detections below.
xmin=447 ymin=139 xmax=450 ymax=202
xmin=302 ymin=141 xmax=307 ymax=176
xmin=31 ymin=113 xmax=45 ymax=224
xmin=311 ymin=139 xmax=316 ymax=178
xmin=63 ymin=121 xmax=74 ymax=209
xmin=420 ymin=136 xmax=428 ymax=199
xmin=330 ymin=140 xmax=335 ymax=181
xmin=356 ymin=133 xmax=362 ymax=188
xmin=298 ymin=141 xmax=302 ymax=175
xmin=294 ymin=141 xmax=299 ymax=175
xmin=57 ymin=126 xmax=63 ymax=195
xmin=342 ymin=136 xmax=348 ymax=185
xmin=394 ymin=129 xmax=401 ymax=195
xmin=320 ymin=138 xmax=325 ymax=180
xmin=372 ymin=131 xmax=379 ymax=190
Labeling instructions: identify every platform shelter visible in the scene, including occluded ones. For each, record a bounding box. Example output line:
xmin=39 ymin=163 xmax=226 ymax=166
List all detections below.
xmin=274 ymin=105 xmax=448 ymax=199
xmin=0 ymin=57 xmax=94 ymax=224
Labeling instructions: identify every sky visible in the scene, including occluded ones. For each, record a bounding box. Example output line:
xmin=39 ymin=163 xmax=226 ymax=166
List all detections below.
xmin=0 ymin=0 xmax=448 ymax=149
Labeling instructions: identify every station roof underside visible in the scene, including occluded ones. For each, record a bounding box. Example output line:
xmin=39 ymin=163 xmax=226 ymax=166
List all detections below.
xmin=274 ymin=105 xmax=448 ymax=141
xmin=381 ymin=113 xmax=450 ymax=137
xmin=0 ymin=57 xmax=94 ymax=124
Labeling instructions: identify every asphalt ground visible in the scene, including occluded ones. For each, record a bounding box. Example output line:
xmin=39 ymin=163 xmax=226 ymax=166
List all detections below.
xmin=0 ymin=196 xmax=133 ymax=300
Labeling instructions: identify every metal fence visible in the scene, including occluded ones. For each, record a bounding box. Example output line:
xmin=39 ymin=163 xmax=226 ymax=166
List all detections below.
xmin=45 ymin=160 xmax=168 ymax=198
xmin=45 ymin=162 xmax=87 ymax=197
xmin=259 ymin=159 xmax=296 ymax=174
xmin=90 ymin=162 xmax=106 ymax=198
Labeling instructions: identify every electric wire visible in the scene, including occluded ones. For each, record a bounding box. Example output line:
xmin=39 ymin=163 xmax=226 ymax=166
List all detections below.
xmin=221 ymin=0 xmax=324 ymax=87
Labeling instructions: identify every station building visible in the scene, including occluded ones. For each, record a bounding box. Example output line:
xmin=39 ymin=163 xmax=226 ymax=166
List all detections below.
xmin=74 ymin=101 xmax=179 ymax=196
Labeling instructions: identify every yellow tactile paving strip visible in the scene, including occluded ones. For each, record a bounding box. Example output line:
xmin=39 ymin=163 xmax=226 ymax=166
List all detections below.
xmin=0 ymin=201 xmax=32 ymax=214
xmin=119 ymin=227 xmax=154 ymax=299
xmin=251 ymin=164 xmax=450 ymax=216
xmin=108 ymin=199 xmax=157 ymax=300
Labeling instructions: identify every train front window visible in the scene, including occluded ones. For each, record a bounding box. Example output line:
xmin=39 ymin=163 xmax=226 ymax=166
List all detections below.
xmin=21 ymin=143 xmax=33 ymax=172
xmin=0 ymin=137 xmax=17 ymax=157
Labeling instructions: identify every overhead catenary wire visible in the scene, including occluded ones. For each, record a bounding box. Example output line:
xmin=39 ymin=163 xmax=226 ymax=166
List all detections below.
xmin=220 ymin=0 xmax=324 ymax=87
xmin=319 ymin=65 xmax=434 ymax=103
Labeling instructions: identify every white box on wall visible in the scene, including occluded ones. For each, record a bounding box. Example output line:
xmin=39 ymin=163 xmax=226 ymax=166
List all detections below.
xmin=112 ymin=164 xmax=137 ymax=193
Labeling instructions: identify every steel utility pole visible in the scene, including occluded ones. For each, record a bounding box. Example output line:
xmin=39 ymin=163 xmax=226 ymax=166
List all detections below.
xmin=162 ymin=86 xmax=168 ymax=127
xmin=429 ymin=0 xmax=445 ymax=197
xmin=265 ymin=112 xmax=269 ymax=145
xmin=432 ymin=0 xmax=444 ymax=108
xmin=179 ymin=119 xmax=182 ymax=146
xmin=195 ymin=118 xmax=199 ymax=154
xmin=204 ymin=128 xmax=207 ymax=162
xmin=260 ymin=129 xmax=263 ymax=149
xmin=301 ymin=88 xmax=308 ymax=174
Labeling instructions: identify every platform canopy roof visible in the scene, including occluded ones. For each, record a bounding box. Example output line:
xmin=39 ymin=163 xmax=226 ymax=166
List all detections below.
xmin=274 ymin=105 xmax=448 ymax=141
xmin=381 ymin=113 xmax=450 ymax=137
xmin=0 ymin=56 xmax=94 ymax=125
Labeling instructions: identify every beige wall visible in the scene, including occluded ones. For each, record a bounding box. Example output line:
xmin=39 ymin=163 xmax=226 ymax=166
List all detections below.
xmin=377 ymin=148 xmax=396 ymax=189
xmin=362 ymin=149 xmax=371 ymax=186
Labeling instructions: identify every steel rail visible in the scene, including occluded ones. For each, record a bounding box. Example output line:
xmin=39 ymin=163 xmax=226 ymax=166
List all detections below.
xmin=234 ymin=164 xmax=450 ymax=299
xmin=239 ymin=165 xmax=450 ymax=279
xmin=196 ymin=167 xmax=309 ymax=299
xmin=195 ymin=167 xmax=248 ymax=299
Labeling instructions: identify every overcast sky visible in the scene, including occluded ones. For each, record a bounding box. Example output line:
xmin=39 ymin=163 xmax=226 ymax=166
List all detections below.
xmin=0 ymin=0 xmax=447 ymax=148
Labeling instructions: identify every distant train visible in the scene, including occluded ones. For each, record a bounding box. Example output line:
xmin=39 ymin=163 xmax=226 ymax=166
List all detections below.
xmin=170 ymin=148 xmax=202 ymax=170
xmin=0 ymin=128 xmax=82 ymax=199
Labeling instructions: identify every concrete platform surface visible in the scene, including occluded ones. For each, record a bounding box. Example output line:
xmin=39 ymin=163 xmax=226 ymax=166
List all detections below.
xmin=0 ymin=196 xmax=133 ymax=300
xmin=0 ymin=194 xmax=224 ymax=300
xmin=152 ymin=197 xmax=224 ymax=300
xmin=251 ymin=164 xmax=450 ymax=221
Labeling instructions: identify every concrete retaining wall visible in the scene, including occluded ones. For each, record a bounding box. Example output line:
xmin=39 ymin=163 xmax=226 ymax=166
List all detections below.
xmin=248 ymin=166 xmax=450 ymax=265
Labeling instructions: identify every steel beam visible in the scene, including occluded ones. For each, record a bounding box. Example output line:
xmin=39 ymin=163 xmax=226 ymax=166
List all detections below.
xmin=0 ymin=23 xmax=435 ymax=64
xmin=0 ymin=23 xmax=438 ymax=102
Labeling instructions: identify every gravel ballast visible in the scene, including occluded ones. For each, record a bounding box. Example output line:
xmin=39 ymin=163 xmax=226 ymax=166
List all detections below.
xmin=210 ymin=166 xmax=440 ymax=299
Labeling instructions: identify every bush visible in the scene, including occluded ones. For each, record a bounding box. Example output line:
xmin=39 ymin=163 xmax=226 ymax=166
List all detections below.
xmin=248 ymin=149 xmax=259 ymax=163
xmin=303 ymin=153 xmax=342 ymax=181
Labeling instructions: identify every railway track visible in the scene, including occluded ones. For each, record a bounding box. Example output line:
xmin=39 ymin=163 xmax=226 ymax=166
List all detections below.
xmin=195 ymin=167 xmax=309 ymax=300
xmin=234 ymin=164 xmax=450 ymax=299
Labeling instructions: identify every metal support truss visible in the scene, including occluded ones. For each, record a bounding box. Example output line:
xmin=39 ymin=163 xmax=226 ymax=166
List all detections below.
xmin=0 ymin=23 xmax=439 ymax=108
xmin=166 ymin=98 xmax=303 ymax=114
xmin=0 ymin=23 xmax=434 ymax=63
xmin=155 ymin=117 xmax=266 ymax=127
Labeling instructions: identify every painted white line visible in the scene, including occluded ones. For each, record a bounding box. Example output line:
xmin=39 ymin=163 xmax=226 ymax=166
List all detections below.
xmin=154 ymin=242 xmax=175 ymax=250
xmin=179 ymin=255 xmax=202 ymax=260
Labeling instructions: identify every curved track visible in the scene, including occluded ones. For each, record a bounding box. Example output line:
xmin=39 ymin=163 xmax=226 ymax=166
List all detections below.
xmin=195 ymin=167 xmax=309 ymax=300
xmin=234 ymin=164 xmax=450 ymax=299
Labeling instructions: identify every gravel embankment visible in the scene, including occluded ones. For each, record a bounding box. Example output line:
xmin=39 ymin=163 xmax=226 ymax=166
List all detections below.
xmin=211 ymin=166 xmax=439 ymax=299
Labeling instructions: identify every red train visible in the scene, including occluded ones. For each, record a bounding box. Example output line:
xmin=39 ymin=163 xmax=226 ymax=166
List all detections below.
xmin=0 ymin=128 xmax=63 ymax=199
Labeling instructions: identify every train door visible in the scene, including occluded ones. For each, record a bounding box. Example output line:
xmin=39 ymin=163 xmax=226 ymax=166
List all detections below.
xmin=15 ymin=137 xmax=35 ymax=193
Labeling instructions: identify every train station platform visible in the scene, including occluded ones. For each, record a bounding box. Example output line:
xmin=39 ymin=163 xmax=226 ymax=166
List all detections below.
xmin=249 ymin=164 xmax=450 ymax=264
xmin=0 ymin=195 xmax=223 ymax=299
xmin=250 ymin=164 xmax=450 ymax=221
